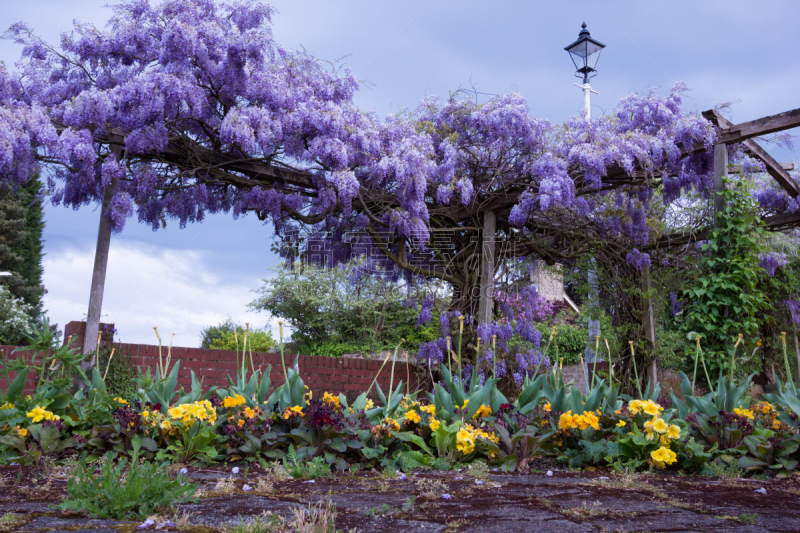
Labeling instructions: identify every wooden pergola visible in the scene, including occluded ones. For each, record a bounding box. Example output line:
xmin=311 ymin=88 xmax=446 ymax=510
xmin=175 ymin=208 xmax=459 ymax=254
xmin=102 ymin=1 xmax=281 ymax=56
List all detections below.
xmin=640 ymin=106 xmax=800 ymax=386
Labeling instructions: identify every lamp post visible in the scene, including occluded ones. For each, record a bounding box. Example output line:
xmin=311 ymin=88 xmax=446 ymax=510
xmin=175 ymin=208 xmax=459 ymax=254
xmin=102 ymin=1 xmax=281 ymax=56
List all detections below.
xmin=566 ymin=23 xmax=605 ymax=389
xmin=565 ymin=22 xmax=605 ymax=120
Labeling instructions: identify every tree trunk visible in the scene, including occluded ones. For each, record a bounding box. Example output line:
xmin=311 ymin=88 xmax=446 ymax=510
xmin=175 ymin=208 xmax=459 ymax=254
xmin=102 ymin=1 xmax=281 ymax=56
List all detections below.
xmin=82 ymin=179 xmax=116 ymax=360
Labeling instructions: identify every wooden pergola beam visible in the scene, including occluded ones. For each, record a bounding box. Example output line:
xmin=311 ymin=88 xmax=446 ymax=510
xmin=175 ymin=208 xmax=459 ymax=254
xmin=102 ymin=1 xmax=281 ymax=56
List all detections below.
xmin=703 ymin=110 xmax=800 ymax=198
xmin=716 ymin=107 xmax=800 ymax=145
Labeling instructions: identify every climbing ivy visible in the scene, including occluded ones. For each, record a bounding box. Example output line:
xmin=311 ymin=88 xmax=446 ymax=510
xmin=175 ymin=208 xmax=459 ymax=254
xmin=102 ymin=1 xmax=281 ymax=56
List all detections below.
xmin=680 ymin=180 xmax=772 ymax=378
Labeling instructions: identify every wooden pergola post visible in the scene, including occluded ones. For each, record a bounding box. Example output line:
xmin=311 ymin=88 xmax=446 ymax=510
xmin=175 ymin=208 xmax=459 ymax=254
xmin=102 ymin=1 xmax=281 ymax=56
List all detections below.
xmin=713 ymin=143 xmax=728 ymax=217
xmin=641 ymin=264 xmax=657 ymax=386
xmin=477 ymin=210 xmax=496 ymax=325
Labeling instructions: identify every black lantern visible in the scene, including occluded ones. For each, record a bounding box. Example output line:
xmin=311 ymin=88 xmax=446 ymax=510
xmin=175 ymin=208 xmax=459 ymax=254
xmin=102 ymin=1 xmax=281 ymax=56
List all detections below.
xmin=564 ymin=22 xmax=606 ymax=84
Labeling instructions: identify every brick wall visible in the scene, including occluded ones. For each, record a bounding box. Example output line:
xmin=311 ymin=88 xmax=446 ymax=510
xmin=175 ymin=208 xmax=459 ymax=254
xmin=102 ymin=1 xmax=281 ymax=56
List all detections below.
xmin=0 ymin=343 xmax=428 ymax=402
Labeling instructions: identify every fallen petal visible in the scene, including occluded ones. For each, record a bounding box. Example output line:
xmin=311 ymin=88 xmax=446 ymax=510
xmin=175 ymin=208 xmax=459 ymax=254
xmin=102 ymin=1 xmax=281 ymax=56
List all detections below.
xmin=545 ymin=470 xmax=553 ymax=477
xmin=137 ymin=518 xmax=155 ymax=529
xmin=755 ymin=488 xmax=767 ymax=494
xmin=242 ymin=484 xmax=253 ymax=491
xmin=475 ymin=480 xmax=485 ymax=485
xmin=231 ymin=467 xmax=240 ymax=474
xmin=179 ymin=468 xmax=188 ymax=475
xmin=155 ymin=521 xmax=177 ymax=530
xmin=441 ymin=494 xmax=452 ymax=500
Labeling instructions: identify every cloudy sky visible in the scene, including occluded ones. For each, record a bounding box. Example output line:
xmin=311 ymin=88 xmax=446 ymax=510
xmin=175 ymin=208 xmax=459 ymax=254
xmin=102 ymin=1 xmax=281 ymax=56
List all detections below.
xmin=1 ymin=0 xmax=798 ymax=347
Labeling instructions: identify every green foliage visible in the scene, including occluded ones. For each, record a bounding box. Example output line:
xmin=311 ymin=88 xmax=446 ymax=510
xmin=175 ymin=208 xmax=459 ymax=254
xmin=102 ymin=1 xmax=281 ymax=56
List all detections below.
xmin=0 ymin=176 xmax=45 ymax=317
xmin=681 ymin=182 xmax=772 ymax=378
xmin=282 ymin=445 xmax=331 ymax=478
xmin=250 ymin=259 xmax=442 ymax=355
xmin=536 ymin=323 xmax=586 ymax=365
xmin=97 ymin=343 xmax=137 ymax=399
xmin=200 ymin=318 xmax=276 ymax=352
xmin=59 ymin=438 xmax=197 ymax=519
xmin=0 ymin=286 xmax=35 ymax=345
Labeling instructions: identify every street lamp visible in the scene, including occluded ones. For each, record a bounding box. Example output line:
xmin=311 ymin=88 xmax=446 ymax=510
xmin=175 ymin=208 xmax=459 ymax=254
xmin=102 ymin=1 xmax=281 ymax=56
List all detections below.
xmin=566 ymin=23 xmax=606 ymax=382
xmin=565 ymin=22 xmax=605 ymax=120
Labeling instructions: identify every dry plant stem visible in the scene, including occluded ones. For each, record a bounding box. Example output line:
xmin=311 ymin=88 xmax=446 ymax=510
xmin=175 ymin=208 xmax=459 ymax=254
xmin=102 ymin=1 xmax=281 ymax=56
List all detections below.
xmin=629 ymin=342 xmax=642 ymax=398
xmin=246 ymin=323 xmax=254 ymax=378
xmin=166 ymin=334 xmax=174 ymax=374
xmin=692 ymin=337 xmax=701 ymax=393
xmin=234 ymin=330 xmax=239 ymax=375
xmin=457 ymin=316 xmax=464 ymax=387
xmin=730 ymin=335 xmax=741 ymax=380
xmin=781 ymin=332 xmax=794 ymax=387
xmin=591 ymin=336 xmax=600 ymax=389
xmin=388 ymin=339 xmax=403 ymax=398
xmin=405 ymin=350 xmax=410 ymax=396
xmin=605 ymin=338 xmax=613 ymax=382
xmin=102 ymin=348 xmax=115 ymax=381
xmin=366 ymin=348 xmax=394 ymax=398
xmin=154 ymin=327 xmax=163 ymax=377
xmin=475 ymin=337 xmax=481 ymax=378
xmin=94 ymin=331 xmax=102 ymax=371
xmin=492 ymin=335 xmax=497 ymax=378
xmin=580 ymin=354 xmax=588 ymax=392
xmin=278 ymin=321 xmax=287 ymax=382
xmin=446 ymin=336 xmax=452 ymax=374
xmin=699 ymin=346 xmax=712 ymax=389
xmin=534 ymin=330 xmax=553 ymax=377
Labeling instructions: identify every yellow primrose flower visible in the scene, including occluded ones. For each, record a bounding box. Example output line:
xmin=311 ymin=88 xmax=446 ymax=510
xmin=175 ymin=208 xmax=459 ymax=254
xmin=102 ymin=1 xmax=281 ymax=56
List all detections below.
xmin=734 ymin=408 xmax=754 ymax=420
xmin=456 ymin=427 xmax=475 ymax=454
xmin=543 ymin=402 xmax=552 ymax=413
xmin=322 ymin=392 xmax=340 ymax=409
xmin=113 ymin=397 xmax=128 ymax=404
xmin=558 ymin=411 xmax=577 ymax=430
xmin=420 ymin=404 xmax=436 ymax=415
xmin=365 ymin=399 xmax=374 ymax=410
xmin=244 ymin=407 xmax=256 ymax=419
xmin=666 ymin=424 xmax=681 ymax=440
xmin=759 ymin=402 xmax=774 ymax=414
xmin=404 ymin=410 xmax=421 ymax=424
xmin=160 ymin=419 xmax=172 ymax=430
xmin=26 ymin=406 xmax=59 ymax=423
xmin=223 ymin=394 xmax=246 ymax=408
xmin=473 ymin=405 xmax=492 ymax=418
xmin=238 ymin=419 xmax=245 ymax=428
xmin=652 ymin=418 xmax=668 ymax=434
xmin=462 ymin=399 xmax=469 ymax=410
xmin=429 ymin=418 xmax=441 ymax=431
xmin=628 ymin=400 xmax=643 ymax=415
xmin=143 ymin=410 xmax=150 ymax=417
xmin=645 ymin=429 xmax=655 ymax=441
xmin=642 ymin=400 xmax=663 ymax=417
xmin=0 ymin=402 xmax=14 ymax=410
xmin=282 ymin=405 xmax=303 ymax=419
xmin=383 ymin=418 xmax=401 ymax=435
xmin=617 ymin=420 xmax=626 ymax=428
xmin=773 ymin=420 xmax=782 ymax=430
xmin=650 ymin=446 xmax=677 ymax=467
xmin=16 ymin=426 xmax=28 ymax=437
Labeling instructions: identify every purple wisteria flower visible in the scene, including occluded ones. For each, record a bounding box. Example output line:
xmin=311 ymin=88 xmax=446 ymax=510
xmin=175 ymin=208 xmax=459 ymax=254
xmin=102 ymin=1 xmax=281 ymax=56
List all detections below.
xmin=759 ymin=252 xmax=788 ymax=277
xmin=626 ymin=249 xmax=651 ymax=271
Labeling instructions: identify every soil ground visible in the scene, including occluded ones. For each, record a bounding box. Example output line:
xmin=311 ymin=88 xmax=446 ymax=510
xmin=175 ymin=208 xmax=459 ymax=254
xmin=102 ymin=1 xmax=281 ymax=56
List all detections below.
xmin=2 ymin=463 xmax=800 ymax=532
